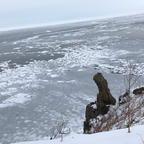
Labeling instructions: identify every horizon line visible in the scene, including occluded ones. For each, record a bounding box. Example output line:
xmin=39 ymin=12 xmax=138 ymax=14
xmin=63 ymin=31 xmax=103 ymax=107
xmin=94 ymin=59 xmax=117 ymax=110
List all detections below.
xmin=0 ymin=12 xmax=144 ymax=32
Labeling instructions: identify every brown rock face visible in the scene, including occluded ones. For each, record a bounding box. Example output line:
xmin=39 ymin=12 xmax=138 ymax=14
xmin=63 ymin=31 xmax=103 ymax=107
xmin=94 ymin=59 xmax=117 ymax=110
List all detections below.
xmin=85 ymin=102 xmax=98 ymax=121
xmin=133 ymin=87 xmax=144 ymax=95
xmin=93 ymin=73 xmax=116 ymax=105
xmin=84 ymin=73 xmax=116 ymax=133
xmin=119 ymin=91 xmax=129 ymax=105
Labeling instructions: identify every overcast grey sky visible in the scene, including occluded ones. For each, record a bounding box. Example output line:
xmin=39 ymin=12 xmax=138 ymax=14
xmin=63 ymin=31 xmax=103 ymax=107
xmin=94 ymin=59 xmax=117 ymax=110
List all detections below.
xmin=0 ymin=0 xmax=144 ymax=29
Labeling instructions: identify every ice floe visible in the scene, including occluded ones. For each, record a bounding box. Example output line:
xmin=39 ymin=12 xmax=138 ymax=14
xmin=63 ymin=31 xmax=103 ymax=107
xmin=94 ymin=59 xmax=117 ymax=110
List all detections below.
xmin=0 ymin=93 xmax=31 ymax=108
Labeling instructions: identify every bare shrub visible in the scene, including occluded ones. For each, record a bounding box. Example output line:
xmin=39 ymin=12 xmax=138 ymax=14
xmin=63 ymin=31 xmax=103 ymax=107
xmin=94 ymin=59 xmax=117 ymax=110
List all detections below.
xmin=87 ymin=62 xmax=144 ymax=134
xmin=50 ymin=119 xmax=70 ymax=142
xmin=123 ymin=62 xmax=142 ymax=133
xmin=89 ymin=93 xmax=144 ymax=133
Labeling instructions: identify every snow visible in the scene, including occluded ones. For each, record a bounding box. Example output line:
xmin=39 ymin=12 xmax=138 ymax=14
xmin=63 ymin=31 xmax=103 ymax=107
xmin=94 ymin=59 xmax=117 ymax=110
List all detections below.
xmin=12 ymin=125 xmax=144 ymax=144
xmin=91 ymin=104 xmax=97 ymax=109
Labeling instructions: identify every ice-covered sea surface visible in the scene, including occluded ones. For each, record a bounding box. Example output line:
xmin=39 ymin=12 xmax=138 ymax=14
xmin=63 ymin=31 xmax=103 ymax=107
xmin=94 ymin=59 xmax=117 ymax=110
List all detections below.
xmin=1 ymin=14 xmax=144 ymax=144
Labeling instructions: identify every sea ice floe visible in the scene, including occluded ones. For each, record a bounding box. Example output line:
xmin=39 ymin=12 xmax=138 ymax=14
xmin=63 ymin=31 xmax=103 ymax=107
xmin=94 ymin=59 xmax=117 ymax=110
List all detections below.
xmin=50 ymin=74 xmax=59 ymax=78
xmin=63 ymin=33 xmax=71 ymax=37
xmin=13 ymin=35 xmax=40 ymax=45
xmin=0 ymin=93 xmax=31 ymax=108
xmin=13 ymin=47 xmax=20 ymax=50
xmin=0 ymin=87 xmax=17 ymax=96
xmin=77 ymin=69 xmax=84 ymax=72
xmin=72 ymin=32 xmax=85 ymax=37
xmin=97 ymin=36 xmax=110 ymax=41
xmin=57 ymin=80 xmax=76 ymax=84
xmin=40 ymin=51 xmax=48 ymax=54
xmin=0 ymin=61 xmax=9 ymax=69
xmin=46 ymin=30 xmax=51 ymax=33
xmin=49 ymin=35 xmax=58 ymax=38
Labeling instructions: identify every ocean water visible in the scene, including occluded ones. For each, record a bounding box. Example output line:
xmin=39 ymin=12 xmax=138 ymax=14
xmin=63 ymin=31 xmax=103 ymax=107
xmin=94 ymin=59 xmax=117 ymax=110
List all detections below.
xmin=0 ymin=14 xmax=144 ymax=144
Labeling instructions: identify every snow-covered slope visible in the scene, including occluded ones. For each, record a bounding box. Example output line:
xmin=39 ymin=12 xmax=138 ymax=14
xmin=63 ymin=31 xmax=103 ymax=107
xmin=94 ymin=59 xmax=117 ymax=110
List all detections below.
xmin=13 ymin=125 xmax=144 ymax=144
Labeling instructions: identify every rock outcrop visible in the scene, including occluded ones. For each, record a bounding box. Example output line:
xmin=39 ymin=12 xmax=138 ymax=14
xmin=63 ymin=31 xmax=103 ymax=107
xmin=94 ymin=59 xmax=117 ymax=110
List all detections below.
xmin=93 ymin=73 xmax=116 ymax=105
xmin=133 ymin=87 xmax=144 ymax=95
xmin=118 ymin=87 xmax=144 ymax=105
xmin=119 ymin=90 xmax=129 ymax=105
xmin=84 ymin=73 xmax=116 ymax=133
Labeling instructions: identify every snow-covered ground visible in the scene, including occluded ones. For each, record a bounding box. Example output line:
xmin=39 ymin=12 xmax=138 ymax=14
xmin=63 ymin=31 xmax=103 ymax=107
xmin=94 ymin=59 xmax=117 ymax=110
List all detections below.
xmin=12 ymin=125 xmax=144 ymax=144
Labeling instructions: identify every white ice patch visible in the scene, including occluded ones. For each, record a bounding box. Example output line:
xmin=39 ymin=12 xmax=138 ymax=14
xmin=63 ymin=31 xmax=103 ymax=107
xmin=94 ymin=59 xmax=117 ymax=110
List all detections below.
xmin=72 ymin=32 xmax=85 ymax=37
xmin=97 ymin=36 xmax=110 ymax=41
xmin=57 ymin=80 xmax=76 ymax=84
xmin=13 ymin=47 xmax=20 ymax=50
xmin=0 ymin=61 xmax=9 ymax=69
xmin=77 ymin=69 xmax=84 ymax=72
xmin=50 ymin=74 xmax=59 ymax=78
xmin=0 ymin=93 xmax=31 ymax=108
xmin=49 ymin=35 xmax=58 ymax=38
xmin=40 ymin=51 xmax=48 ymax=54
xmin=114 ymin=50 xmax=129 ymax=56
xmin=53 ymin=46 xmax=129 ymax=70
xmin=27 ymin=46 xmax=34 ymax=49
xmin=92 ymin=104 xmax=97 ymax=109
xmin=61 ymin=39 xmax=84 ymax=45
xmin=13 ymin=35 xmax=40 ymax=45
xmin=46 ymin=30 xmax=51 ymax=33
xmin=63 ymin=33 xmax=71 ymax=37
xmin=0 ymin=87 xmax=17 ymax=96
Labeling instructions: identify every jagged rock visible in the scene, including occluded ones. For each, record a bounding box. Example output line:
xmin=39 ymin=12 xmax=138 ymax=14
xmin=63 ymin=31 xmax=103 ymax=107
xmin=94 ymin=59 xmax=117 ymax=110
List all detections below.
xmin=93 ymin=73 xmax=116 ymax=105
xmin=84 ymin=73 xmax=116 ymax=133
xmin=133 ymin=87 xmax=144 ymax=95
xmin=83 ymin=120 xmax=91 ymax=134
xmin=96 ymin=101 xmax=109 ymax=115
xmin=85 ymin=102 xmax=109 ymax=121
xmin=85 ymin=102 xmax=98 ymax=121
xmin=119 ymin=87 xmax=144 ymax=105
xmin=119 ymin=90 xmax=129 ymax=105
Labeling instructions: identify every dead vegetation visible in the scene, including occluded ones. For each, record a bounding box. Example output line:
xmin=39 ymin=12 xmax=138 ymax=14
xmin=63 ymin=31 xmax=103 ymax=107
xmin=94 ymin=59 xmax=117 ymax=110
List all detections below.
xmin=88 ymin=89 xmax=144 ymax=133
xmin=88 ymin=62 xmax=144 ymax=134
xmin=50 ymin=119 xmax=70 ymax=142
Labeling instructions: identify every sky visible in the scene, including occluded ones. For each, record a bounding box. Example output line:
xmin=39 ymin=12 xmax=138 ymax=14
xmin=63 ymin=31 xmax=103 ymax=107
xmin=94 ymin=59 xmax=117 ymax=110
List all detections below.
xmin=0 ymin=0 xmax=144 ymax=30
